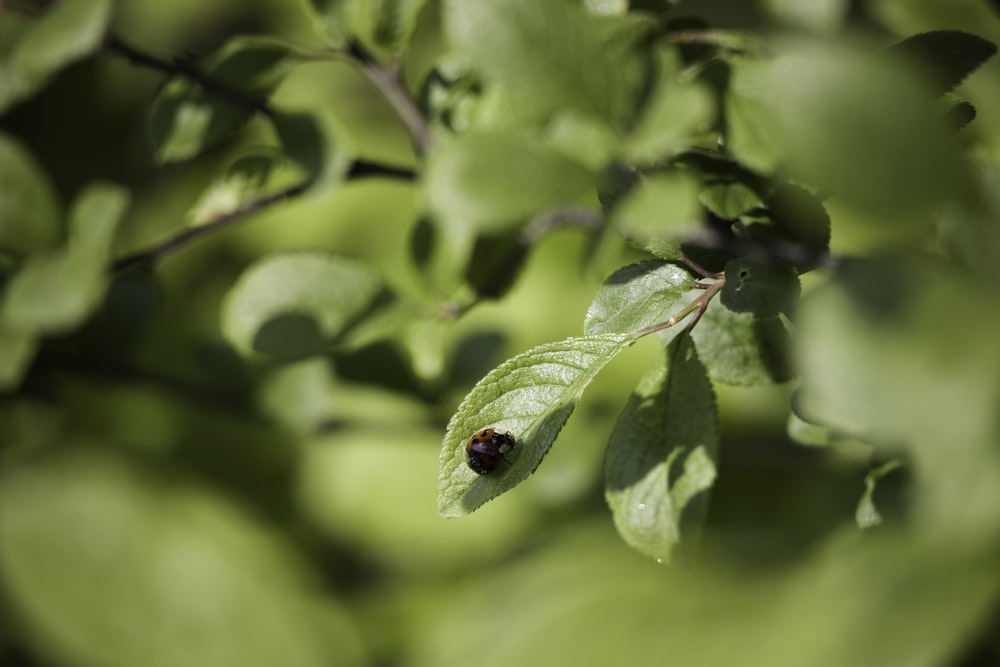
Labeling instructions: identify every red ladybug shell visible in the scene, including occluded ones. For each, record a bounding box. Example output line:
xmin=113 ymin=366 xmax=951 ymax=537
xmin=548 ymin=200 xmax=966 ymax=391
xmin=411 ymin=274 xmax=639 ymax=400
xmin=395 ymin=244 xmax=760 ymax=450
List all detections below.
xmin=466 ymin=428 xmax=516 ymax=475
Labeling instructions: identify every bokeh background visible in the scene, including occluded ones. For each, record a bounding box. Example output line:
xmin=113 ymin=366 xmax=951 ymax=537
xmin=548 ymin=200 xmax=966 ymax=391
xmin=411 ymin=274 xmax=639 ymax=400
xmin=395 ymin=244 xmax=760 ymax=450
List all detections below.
xmin=2 ymin=1 xmax=1000 ymax=666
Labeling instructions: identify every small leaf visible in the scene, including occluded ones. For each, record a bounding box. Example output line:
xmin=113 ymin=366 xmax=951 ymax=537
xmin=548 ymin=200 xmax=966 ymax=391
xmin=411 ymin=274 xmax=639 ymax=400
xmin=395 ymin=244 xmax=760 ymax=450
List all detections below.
xmin=150 ymin=37 xmax=300 ymax=163
xmin=612 ymin=172 xmax=702 ymax=259
xmin=584 ymin=260 xmax=696 ymax=336
xmin=438 ymin=333 xmax=632 ymax=517
xmin=1 ymin=183 xmax=129 ymax=335
xmin=221 ymin=252 xmax=383 ymax=360
xmin=0 ymin=132 xmax=61 ymax=256
xmin=605 ymin=334 xmax=719 ymax=563
xmin=884 ymin=31 xmax=998 ymax=99
xmin=0 ymin=0 xmax=114 ymax=115
xmin=856 ymin=460 xmax=904 ymax=529
xmin=425 ymin=130 xmax=597 ymax=235
xmin=691 ymin=299 xmax=794 ymax=385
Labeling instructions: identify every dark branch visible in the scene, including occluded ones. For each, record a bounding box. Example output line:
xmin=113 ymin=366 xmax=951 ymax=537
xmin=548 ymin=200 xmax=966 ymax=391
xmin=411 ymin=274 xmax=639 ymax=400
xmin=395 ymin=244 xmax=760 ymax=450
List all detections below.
xmin=104 ymin=35 xmax=276 ymax=119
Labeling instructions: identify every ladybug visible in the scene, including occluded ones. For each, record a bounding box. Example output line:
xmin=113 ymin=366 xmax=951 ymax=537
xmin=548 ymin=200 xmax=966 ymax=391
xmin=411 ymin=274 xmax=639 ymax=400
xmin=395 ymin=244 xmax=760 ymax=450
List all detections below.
xmin=466 ymin=428 xmax=516 ymax=475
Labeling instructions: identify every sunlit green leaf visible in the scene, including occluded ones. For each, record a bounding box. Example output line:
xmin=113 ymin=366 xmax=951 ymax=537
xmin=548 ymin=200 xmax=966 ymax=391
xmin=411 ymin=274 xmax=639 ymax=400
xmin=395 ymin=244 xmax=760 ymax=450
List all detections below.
xmin=425 ymin=130 xmax=597 ymax=235
xmin=438 ymin=333 xmax=632 ymax=517
xmin=605 ymin=335 xmax=718 ymax=563
xmin=444 ymin=0 xmax=646 ymax=126
xmin=612 ymin=172 xmax=702 ymax=258
xmin=0 ymin=133 xmax=61 ymax=256
xmin=0 ymin=450 xmax=362 ymax=667
xmin=0 ymin=0 xmax=113 ymax=115
xmin=584 ymin=260 xmax=696 ymax=336
xmin=1 ymin=183 xmax=129 ymax=335
xmin=221 ymin=252 xmax=384 ymax=360
xmin=150 ymin=37 xmax=301 ymax=163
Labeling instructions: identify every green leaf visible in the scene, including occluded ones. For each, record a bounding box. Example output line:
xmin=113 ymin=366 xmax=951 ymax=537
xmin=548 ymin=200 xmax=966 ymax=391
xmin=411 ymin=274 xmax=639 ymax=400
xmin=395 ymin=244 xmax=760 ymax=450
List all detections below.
xmin=438 ymin=333 xmax=632 ymax=517
xmin=272 ymin=111 xmax=349 ymax=191
xmin=720 ymin=258 xmax=800 ymax=317
xmin=584 ymin=260 xmax=696 ymax=336
xmin=884 ymin=30 xmax=998 ymax=99
xmin=856 ymin=460 xmax=904 ymax=530
xmin=221 ymin=252 xmax=383 ymax=360
xmin=605 ymin=334 xmax=719 ymax=563
xmin=0 ymin=0 xmax=114 ymax=115
xmin=150 ymin=37 xmax=300 ymax=163
xmin=0 ymin=132 xmax=61 ymax=256
xmin=425 ymin=130 xmax=597 ymax=235
xmin=0 ymin=450 xmax=361 ymax=667
xmin=1 ymin=182 xmax=129 ymax=335
xmin=444 ymin=0 xmax=645 ymax=126
xmin=612 ymin=172 xmax=702 ymax=258
xmin=691 ymin=299 xmax=794 ymax=385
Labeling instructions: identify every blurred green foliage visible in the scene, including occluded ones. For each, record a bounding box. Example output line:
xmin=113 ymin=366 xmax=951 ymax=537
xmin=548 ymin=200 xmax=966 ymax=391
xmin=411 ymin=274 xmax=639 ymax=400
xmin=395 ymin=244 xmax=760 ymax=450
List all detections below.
xmin=2 ymin=1 xmax=1000 ymax=666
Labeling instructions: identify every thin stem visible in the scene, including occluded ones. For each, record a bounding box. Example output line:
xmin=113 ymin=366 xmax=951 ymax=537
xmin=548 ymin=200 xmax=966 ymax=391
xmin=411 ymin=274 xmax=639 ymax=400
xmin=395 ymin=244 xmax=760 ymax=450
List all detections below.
xmin=347 ymin=40 xmax=432 ymax=155
xmin=110 ymin=182 xmax=307 ymax=274
xmin=632 ymin=277 xmax=725 ymax=339
xmin=680 ymin=256 xmax=723 ymax=280
xmin=109 ymin=159 xmax=415 ymax=274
